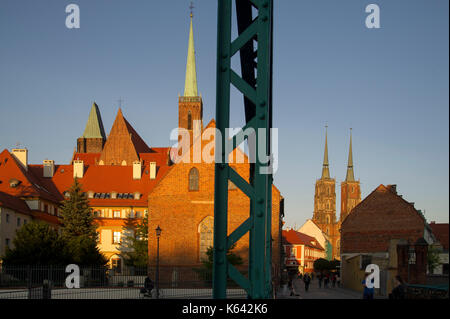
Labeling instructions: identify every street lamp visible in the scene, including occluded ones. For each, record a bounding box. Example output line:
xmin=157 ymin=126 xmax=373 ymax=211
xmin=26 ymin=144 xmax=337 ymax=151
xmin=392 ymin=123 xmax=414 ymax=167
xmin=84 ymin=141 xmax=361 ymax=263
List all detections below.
xmin=155 ymin=225 xmax=162 ymax=299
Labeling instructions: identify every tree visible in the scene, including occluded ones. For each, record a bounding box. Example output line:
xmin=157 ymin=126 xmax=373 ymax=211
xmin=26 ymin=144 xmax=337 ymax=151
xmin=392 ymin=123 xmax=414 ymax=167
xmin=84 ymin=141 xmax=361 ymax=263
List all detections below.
xmin=200 ymin=244 xmax=244 ymax=273
xmin=2 ymin=221 xmax=68 ymax=265
xmin=60 ymin=178 xmax=97 ymax=239
xmin=427 ymin=245 xmax=441 ymax=274
xmin=119 ymin=212 xmax=148 ymax=269
xmin=59 ymin=178 xmax=106 ymax=266
xmin=313 ymin=258 xmax=331 ymax=273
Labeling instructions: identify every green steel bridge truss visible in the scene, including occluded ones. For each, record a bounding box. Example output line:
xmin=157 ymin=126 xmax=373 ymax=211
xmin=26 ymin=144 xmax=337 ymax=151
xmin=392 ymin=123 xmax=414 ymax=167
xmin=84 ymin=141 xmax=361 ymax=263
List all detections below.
xmin=213 ymin=0 xmax=274 ymax=299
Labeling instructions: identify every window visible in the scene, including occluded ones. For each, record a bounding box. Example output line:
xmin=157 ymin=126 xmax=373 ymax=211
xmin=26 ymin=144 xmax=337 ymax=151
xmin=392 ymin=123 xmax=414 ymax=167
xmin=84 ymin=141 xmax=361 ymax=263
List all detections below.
xmin=187 ymin=111 xmax=192 ymax=130
xmin=198 ymin=216 xmax=214 ymax=261
xmin=111 ymin=258 xmax=122 ymax=273
xmin=113 ymin=232 xmax=121 ymax=244
xmin=5 ymin=238 xmax=10 ymax=248
xmin=17 ymin=217 xmax=20 ymax=227
xmin=189 ymin=167 xmax=199 ymax=191
xmin=6 ymin=214 xmax=9 ymax=223
xmin=113 ymin=211 xmax=121 ymax=218
xmin=361 ymin=255 xmax=372 ymax=270
xmin=23 ymin=219 xmax=27 ymax=225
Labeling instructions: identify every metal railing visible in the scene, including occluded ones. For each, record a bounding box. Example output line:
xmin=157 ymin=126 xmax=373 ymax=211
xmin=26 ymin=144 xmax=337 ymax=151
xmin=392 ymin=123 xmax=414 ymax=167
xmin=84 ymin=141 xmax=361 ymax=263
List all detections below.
xmin=0 ymin=265 xmax=247 ymax=299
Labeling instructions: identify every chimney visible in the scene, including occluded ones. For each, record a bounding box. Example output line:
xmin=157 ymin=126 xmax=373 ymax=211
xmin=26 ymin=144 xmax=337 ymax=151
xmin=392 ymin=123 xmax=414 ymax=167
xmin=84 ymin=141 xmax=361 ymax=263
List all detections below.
xmin=73 ymin=160 xmax=84 ymax=178
xmin=133 ymin=161 xmax=142 ymax=180
xmin=149 ymin=162 xmax=157 ymax=180
xmin=43 ymin=160 xmax=55 ymax=178
xmin=12 ymin=148 xmax=28 ymax=171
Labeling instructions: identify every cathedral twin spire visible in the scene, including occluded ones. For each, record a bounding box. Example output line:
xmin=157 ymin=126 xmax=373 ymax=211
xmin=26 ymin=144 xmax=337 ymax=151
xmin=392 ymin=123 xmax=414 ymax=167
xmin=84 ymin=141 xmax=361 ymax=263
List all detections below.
xmin=321 ymin=127 xmax=356 ymax=182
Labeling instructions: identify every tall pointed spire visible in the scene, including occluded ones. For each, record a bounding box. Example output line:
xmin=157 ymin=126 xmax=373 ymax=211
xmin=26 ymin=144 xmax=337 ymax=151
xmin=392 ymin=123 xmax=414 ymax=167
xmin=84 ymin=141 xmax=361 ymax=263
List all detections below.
xmin=82 ymin=102 xmax=106 ymax=139
xmin=184 ymin=10 xmax=198 ymax=97
xmin=345 ymin=128 xmax=355 ymax=182
xmin=321 ymin=126 xmax=330 ymax=179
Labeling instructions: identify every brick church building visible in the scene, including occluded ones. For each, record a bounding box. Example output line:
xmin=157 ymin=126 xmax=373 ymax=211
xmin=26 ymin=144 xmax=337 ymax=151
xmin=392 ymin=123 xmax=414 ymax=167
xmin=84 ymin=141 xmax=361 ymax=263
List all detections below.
xmin=312 ymin=128 xmax=361 ymax=260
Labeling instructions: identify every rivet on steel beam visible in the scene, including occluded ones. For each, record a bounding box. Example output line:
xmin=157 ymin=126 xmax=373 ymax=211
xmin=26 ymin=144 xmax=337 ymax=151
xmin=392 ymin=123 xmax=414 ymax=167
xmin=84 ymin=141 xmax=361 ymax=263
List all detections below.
xmin=257 ymin=211 xmax=263 ymax=217
xmin=222 ymin=53 xmax=228 ymax=59
xmin=221 ymin=66 xmax=228 ymax=72
xmin=259 ymin=114 xmax=265 ymax=120
xmin=262 ymin=15 xmax=268 ymax=22
xmin=260 ymin=101 xmax=266 ymax=108
xmin=258 ymin=198 xmax=264 ymax=204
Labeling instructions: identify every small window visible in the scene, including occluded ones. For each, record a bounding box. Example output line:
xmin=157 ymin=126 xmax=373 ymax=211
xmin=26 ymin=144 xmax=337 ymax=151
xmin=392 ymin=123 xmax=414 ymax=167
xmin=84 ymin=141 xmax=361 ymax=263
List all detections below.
xmin=6 ymin=214 xmax=9 ymax=223
xmin=17 ymin=217 xmax=21 ymax=227
xmin=361 ymin=255 xmax=372 ymax=270
xmin=113 ymin=232 xmax=121 ymax=244
xmin=113 ymin=211 xmax=121 ymax=218
xmin=189 ymin=167 xmax=199 ymax=191
xmin=23 ymin=219 xmax=27 ymax=225
xmin=5 ymin=238 xmax=10 ymax=248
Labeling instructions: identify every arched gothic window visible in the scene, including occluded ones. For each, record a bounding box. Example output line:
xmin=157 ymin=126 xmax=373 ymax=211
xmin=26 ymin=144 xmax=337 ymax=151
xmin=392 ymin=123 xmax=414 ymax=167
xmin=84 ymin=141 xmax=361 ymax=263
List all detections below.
xmin=198 ymin=216 xmax=214 ymax=261
xmin=187 ymin=111 xmax=192 ymax=130
xmin=189 ymin=167 xmax=199 ymax=191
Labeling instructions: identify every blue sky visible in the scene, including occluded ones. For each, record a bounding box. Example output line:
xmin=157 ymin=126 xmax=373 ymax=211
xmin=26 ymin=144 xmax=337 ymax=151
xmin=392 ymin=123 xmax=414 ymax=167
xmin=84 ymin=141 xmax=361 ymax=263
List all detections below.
xmin=0 ymin=0 xmax=448 ymax=225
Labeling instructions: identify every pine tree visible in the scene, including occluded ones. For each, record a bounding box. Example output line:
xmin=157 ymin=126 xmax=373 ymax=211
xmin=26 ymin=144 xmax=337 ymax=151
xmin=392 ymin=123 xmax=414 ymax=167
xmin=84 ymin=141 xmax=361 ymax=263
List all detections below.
xmin=119 ymin=212 xmax=148 ymax=269
xmin=59 ymin=178 xmax=106 ymax=266
xmin=60 ymin=178 xmax=97 ymax=239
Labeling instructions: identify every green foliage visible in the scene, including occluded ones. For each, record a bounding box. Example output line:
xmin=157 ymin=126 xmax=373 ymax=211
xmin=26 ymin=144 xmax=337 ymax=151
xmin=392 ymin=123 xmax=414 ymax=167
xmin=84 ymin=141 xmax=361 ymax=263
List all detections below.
xmin=59 ymin=178 xmax=97 ymax=240
xmin=313 ymin=258 xmax=331 ymax=272
xmin=118 ymin=212 xmax=148 ymax=268
xmin=427 ymin=246 xmax=441 ymax=274
xmin=2 ymin=222 xmax=68 ymax=265
xmin=202 ymin=244 xmax=244 ymax=270
xmin=59 ymin=178 xmax=105 ymax=266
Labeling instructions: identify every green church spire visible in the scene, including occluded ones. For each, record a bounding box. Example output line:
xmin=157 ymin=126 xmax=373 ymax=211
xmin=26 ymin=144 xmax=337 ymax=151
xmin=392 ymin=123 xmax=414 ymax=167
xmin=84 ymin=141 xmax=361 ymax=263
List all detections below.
xmin=81 ymin=102 xmax=106 ymax=139
xmin=345 ymin=128 xmax=355 ymax=182
xmin=184 ymin=13 xmax=198 ymax=97
xmin=322 ymin=126 xmax=330 ymax=179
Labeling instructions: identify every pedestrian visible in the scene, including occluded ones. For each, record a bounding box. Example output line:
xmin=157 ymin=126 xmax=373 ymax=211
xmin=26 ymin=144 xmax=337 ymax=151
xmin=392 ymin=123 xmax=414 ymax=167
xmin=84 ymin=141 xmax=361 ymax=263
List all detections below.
xmin=336 ymin=274 xmax=341 ymax=288
xmin=311 ymin=273 xmax=314 ymax=281
xmin=332 ymin=273 xmax=336 ymax=288
xmin=318 ymin=273 xmax=323 ymax=288
xmin=141 ymin=276 xmax=154 ymax=298
xmin=303 ymin=273 xmax=311 ymax=292
xmin=389 ymin=275 xmax=406 ymax=300
xmin=362 ymin=273 xmax=375 ymax=299
xmin=324 ymin=274 xmax=329 ymax=288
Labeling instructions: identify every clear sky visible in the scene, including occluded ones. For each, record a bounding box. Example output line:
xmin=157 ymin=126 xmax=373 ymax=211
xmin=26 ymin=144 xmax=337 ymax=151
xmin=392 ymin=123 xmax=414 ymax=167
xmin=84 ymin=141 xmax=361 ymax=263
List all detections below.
xmin=0 ymin=1 xmax=448 ymax=225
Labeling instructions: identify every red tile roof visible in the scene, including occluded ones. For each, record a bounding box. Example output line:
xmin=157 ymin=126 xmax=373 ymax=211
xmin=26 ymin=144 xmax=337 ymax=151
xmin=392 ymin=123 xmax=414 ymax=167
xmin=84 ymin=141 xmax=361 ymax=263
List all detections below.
xmin=429 ymin=222 xmax=449 ymax=251
xmin=0 ymin=150 xmax=61 ymax=203
xmin=282 ymin=229 xmax=324 ymax=251
xmin=0 ymin=191 xmax=32 ymax=215
xmin=1 ymin=147 xmax=172 ymax=209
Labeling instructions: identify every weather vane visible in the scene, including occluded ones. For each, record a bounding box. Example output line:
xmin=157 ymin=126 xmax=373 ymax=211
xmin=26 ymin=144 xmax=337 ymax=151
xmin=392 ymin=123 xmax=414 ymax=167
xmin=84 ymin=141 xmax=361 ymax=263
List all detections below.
xmin=189 ymin=1 xmax=194 ymax=17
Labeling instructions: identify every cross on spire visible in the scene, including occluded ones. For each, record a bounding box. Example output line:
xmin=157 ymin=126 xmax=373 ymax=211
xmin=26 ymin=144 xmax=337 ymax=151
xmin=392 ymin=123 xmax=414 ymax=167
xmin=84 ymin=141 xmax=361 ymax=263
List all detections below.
xmin=189 ymin=1 xmax=194 ymax=17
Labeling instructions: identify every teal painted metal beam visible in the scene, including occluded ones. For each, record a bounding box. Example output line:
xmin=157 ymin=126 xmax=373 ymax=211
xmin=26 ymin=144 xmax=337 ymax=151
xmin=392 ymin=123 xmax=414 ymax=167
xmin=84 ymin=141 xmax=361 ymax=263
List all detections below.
xmin=213 ymin=0 xmax=273 ymax=299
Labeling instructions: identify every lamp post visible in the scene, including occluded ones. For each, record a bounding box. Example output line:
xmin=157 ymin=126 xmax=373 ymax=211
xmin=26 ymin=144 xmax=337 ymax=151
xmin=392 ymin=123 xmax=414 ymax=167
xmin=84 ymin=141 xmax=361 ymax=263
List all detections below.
xmin=155 ymin=225 xmax=162 ymax=299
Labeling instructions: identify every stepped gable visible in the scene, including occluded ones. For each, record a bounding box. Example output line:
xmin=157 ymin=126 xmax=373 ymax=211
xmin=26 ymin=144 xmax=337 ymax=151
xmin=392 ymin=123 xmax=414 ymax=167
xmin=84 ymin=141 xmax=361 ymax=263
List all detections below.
xmin=99 ymin=108 xmax=151 ymax=166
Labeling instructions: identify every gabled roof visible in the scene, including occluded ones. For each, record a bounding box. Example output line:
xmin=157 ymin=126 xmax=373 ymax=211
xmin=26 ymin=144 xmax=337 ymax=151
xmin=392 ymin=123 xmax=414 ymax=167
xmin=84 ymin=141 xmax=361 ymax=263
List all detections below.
xmin=0 ymin=149 xmax=61 ymax=203
xmin=282 ymin=229 xmax=324 ymax=251
xmin=341 ymin=184 xmax=426 ymax=231
xmin=81 ymin=102 xmax=106 ymax=139
xmin=429 ymin=222 xmax=449 ymax=251
xmin=99 ymin=108 xmax=151 ymax=165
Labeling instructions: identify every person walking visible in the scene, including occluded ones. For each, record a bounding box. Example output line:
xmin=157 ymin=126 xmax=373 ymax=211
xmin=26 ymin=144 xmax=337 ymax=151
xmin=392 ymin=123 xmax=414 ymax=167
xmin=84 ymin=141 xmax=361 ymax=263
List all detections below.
xmin=389 ymin=275 xmax=406 ymax=299
xmin=324 ymin=273 xmax=329 ymax=288
xmin=303 ymin=273 xmax=311 ymax=292
xmin=362 ymin=273 xmax=375 ymax=299
xmin=318 ymin=273 xmax=323 ymax=288
xmin=332 ymin=273 xmax=337 ymax=288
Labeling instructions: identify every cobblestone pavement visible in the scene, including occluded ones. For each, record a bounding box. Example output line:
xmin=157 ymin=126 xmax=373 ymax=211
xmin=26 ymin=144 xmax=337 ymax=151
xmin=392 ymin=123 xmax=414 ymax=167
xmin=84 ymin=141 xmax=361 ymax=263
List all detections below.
xmin=278 ymin=278 xmax=365 ymax=299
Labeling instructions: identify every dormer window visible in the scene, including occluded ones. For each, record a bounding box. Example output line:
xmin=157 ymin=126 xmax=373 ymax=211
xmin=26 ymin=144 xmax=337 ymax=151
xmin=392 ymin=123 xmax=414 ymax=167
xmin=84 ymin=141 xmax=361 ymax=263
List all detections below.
xmin=9 ymin=178 xmax=21 ymax=188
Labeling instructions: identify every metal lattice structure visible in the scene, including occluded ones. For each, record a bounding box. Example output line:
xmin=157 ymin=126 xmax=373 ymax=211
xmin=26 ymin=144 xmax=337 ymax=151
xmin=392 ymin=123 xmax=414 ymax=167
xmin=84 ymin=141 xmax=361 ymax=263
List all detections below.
xmin=213 ymin=0 xmax=273 ymax=299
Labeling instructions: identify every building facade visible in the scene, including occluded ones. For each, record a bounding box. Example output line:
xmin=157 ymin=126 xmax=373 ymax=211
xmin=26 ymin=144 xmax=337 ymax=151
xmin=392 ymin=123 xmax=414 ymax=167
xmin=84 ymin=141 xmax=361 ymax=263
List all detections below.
xmin=282 ymin=229 xmax=325 ymax=274
xmin=340 ymin=184 xmax=434 ymax=296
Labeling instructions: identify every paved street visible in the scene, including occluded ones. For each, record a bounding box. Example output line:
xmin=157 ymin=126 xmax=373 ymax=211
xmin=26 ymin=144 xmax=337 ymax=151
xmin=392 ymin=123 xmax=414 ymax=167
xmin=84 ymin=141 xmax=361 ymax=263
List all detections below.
xmin=279 ymin=278 xmax=364 ymax=299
